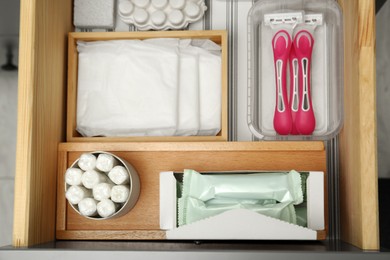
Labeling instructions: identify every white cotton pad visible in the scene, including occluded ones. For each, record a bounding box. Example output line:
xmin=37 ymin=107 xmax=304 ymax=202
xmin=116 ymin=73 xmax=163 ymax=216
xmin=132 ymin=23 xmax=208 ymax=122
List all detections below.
xmin=81 ymin=170 xmax=108 ymax=189
xmin=111 ymin=185 xmax=130 ymax=203
xmin=168 ymin=9 xmax=184 ymax=25
xmin=76 ymin=39 xmax=179 ymax=137
xmin=197 ymin=44 xmax=222 ymax=136
xmin=74 ymin=0 xmax=115 ymax=29
xmin=78 ymin=198 xmax=98 ymax=217
xmin=175 ymin=41 xmax=200 ymax=136
xmin=66 ymin=185 xmax=91 ymax=205
xmin=183 ymin=1 xmax=201 ymax=19
xmin=93 ymin=183 xmax=114 ymax=201
xmin=65 ymin=168 xmax=83 ymax=186
xmin=96 ymin=153 xmax=118 ymax=172
xmin=97 ymin=199 xmax=117 ymax=218
xmin=77 ymin=153 xmax=97 ymax=171
xmin=108 ymin=166 xmax=130 ymax=185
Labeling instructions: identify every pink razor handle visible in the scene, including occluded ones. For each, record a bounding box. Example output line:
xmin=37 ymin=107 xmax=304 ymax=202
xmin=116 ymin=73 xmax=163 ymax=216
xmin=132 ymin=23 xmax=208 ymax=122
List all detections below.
xmin=294 ymin=30 xmax=316 ymax=135
xmin=272 ymin=30 xmax=292 ymax=135
xmin=289 ymin=45 xmax=299 ymax=135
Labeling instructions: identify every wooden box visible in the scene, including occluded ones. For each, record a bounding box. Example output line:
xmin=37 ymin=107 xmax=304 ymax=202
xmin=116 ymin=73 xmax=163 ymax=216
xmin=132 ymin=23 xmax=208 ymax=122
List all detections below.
xmin=13 ymin=0 xmax=378 ymax=250
xmin=67 ymin=30 xmax=228 ymax=142
xmin=56 ymin=142 xmax=327 ymax=240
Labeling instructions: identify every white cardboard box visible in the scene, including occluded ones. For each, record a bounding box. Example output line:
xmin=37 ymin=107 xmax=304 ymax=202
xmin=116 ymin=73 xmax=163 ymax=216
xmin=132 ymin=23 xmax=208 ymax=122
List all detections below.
xmin=160 ymin=171 xmax=325 ymax=240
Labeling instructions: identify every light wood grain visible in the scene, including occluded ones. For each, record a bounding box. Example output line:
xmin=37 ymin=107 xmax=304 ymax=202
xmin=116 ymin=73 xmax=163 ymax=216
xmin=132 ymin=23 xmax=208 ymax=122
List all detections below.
xmin=56 ymin=230 xmax=166 ymax=240
xmin=56 ymin=142 xmax=327 ymax=240
xmin=67 ymin=31 xmax=228 ymax=142
xmin=338 ymin=0 xmax=379 ymax=250
xmin=13 ymin=0 xmax=72 ymax=247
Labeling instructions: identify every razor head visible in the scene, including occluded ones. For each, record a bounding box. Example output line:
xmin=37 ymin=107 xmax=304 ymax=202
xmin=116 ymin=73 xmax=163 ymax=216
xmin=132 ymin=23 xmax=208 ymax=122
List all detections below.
xmin=264 ymin=12 xmax=304 ymax=27
xmin=304 ymin=13 xmax=323 ymax=26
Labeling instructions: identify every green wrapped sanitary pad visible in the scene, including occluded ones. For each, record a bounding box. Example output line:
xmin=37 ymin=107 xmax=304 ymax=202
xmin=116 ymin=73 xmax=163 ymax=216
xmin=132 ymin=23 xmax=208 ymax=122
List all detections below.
xmin=178 ymin=169 xmax=304 ymax=226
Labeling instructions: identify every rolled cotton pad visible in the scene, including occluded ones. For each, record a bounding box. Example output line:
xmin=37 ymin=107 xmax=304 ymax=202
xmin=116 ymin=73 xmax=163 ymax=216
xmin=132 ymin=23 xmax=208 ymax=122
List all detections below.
xmin=108 ymin=165 xmax=130 ymax=185
xmin=96 ymin=153 xmax=118 ymax=172
xmin=119 ymin=0 xmax=135 ymax=16
xmin=152 ymin=0 xmax=168 ymax=9
xmin=78 ymin=153 xmax=97 ymax=171
xmin=65 ymin=168 xmax=84 ymax=186
xmin=184 ymin=1 xmax=200 ymax=19
xmin=93 ymin=182 xmax=114 ymax=201
xmin=78 ymin=198 xmax=98 ymax=217
xmin=111 ymin=185 xmax=130 ymax=203
xmin=169 ymin=0 xmax=185 ymax=9
xmin=81 ymin=170 xmax=108 ymax=189
xmin=97 ymin=199 xmax=117 ymax=218
xmin=66 ymin=185 xmax=91 ymax=205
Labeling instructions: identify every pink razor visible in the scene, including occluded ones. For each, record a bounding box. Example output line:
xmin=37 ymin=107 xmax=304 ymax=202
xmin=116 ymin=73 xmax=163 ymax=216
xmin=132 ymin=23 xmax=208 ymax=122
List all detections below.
xmin=294 ymin=30 xmax=315 ymax=135
xmin=289 ymin=44 xmax=299 ymax=135
xmin=272 ymin=30 xmax=292 ymax=135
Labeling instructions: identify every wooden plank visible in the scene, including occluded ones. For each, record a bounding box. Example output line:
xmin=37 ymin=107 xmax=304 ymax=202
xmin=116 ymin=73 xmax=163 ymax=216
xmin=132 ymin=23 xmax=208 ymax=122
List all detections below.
xmin=56 ymin=230 xmax=166 ymax=240
xmin=13 ymin=0 xmax=73 ymax=247
xmin=66 ymin=31 xmax=228 ymax=142
xmin=58 ymin=141 xmax=325 ymax=152
xmin=57 ymin=142 xmax=327 ymax=240
xmin=56 ymin=150 xmax=68 ymax=231
xmin=338 ymin=0 xmax=379 ymax=250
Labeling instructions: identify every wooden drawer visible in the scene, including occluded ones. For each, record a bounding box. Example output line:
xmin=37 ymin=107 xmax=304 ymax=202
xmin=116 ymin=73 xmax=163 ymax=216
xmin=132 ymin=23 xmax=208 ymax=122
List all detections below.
xmin=13 ymin=0 xmax=378 ymax=250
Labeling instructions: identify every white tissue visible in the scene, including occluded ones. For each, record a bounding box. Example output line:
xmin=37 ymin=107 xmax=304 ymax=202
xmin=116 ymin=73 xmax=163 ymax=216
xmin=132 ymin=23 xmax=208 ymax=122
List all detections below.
xmin=76 ymin=39 xmax=179 ymax=137
xmin=65 ymin=168 xmax=84 ymax=186
xmin=78 ymin=198 xmax=98 ymax=217
xmin=96 ymin=153 xmax=118 ymax=172
xmin=93 ymin=183 xmax=114 ymax=201
xmin=197 ymin=46 xmax=222 ymax=136
xmin=81 ymin=170 xmax=108 ymax=189
xmin=97 ymin=199 xmax=118 ymax=218
xmin=77 ymin=153 xmax=97 ymax=171
xmin=65 ymin=185 xmax=92 ymax=205
xmin=111 ymin=185 xmax=131 ymax=203
xmin=108 ymin=166 xmax=130 ymax=185
xmin=175 ymin=41 xmax=200 ymax=136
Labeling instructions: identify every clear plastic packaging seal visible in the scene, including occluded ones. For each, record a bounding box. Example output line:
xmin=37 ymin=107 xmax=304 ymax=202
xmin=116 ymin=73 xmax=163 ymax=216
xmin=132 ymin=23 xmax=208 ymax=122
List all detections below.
xmin=247 ymin=0 xmax=344 ymax=140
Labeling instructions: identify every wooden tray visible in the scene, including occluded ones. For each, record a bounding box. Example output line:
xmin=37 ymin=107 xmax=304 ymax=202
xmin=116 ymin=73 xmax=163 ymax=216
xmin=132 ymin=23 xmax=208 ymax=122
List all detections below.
xmin=67 ymin=30 xmax=228 ymax=142
xmin=56 ymin=141 xmax=327 ymax=240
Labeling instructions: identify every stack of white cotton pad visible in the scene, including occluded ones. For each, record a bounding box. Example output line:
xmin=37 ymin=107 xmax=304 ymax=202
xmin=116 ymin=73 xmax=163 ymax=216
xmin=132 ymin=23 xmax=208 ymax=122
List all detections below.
xmin=74 ymin=0 xmax=116 ymax=29
xmin=118 ymin=0 xmax=207 ymax=30
xmin=65 ymin=152 xmax=136 ymax=219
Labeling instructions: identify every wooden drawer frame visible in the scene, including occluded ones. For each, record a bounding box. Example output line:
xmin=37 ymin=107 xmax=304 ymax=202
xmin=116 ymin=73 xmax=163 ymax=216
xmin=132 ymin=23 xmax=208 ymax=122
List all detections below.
xmin=13 ymin=0 xmax=378 ymax=250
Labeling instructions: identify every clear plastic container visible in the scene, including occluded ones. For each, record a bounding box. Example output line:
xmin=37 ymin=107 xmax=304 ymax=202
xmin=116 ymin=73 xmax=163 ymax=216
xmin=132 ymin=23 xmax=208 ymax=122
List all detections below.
xmin=247 ymin=0 xmax=343 ymax=140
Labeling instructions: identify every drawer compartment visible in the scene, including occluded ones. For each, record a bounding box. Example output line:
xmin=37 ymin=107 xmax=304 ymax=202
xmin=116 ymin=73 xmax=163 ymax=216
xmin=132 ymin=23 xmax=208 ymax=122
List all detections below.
xmin=56 ymin=142 xmax=326 ymax=240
